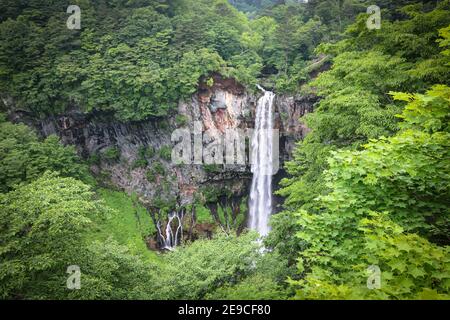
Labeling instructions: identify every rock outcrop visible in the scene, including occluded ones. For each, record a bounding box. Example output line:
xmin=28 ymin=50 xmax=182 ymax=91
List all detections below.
xmin=6 ymin=75 xmax=318 ymax=249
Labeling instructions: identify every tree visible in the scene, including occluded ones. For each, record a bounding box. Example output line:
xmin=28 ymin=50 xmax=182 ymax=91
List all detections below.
xmin=206 ymin=274 xmax=288 ymax=300
xmin=0 ymin=173 xmax=108 ymax=299
xmin=289 ymin=84 xmax=450 ymax=300
xmin=0 ymin=117 xmax=92 ymax=193
xmin=291 ymin=213 xmax=450 ymax=300
xmin=0 ymin=119 xmax=94 ymax=192
xmin=0 ymin=172 xmax=159 ymax=300
xmin=278 ymin=5 xmax=450 ymax=212
xmin=149 ymin=232 xmax=260 ymax=299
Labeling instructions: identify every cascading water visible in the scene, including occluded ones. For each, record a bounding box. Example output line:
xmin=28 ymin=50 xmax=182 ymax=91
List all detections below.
xmin=248 ymin=86 xmax=275 ymax=237
xmin=157 ymin=211 xmax=183 ymax=251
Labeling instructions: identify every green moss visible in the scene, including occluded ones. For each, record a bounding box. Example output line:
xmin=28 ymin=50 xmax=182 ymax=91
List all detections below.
xmin=235 ymin=198 xmax=248 ymax=228
xmin=204 ymin=164 xmax=222 ymax=173
xmin=195 ymin=204 xmax=214 ymax=224
xmin=145 ymin=146 xmax=156 ymax=159
xmin=89 ymin=189 xmax=160 ymax=263
xmin=201 ymin=186 xmax=233 ymax=203
xmin=153 ymin=161 xmax=165 ymax=175
xmin=158 ymin=120 xmax=170 ymax=131
xmin=87 ymin=153 xmax=101 ymax=165
xmin=146 ymin=170 xmax=157 ymax=183
xmin=175 ymin=114 xmax=189 ymax=127
xmin=132 ymin=158 xmax=148 ymax=169
xmin=217 ymin=206 xmax=227 ymax=226
xmin=145 ymin=161 xmax=167 ymax=183
xmin=99 ymin=170 xmax=111 ymax=181
xmin=159 ymin=145 xmax=172 ymax=161
xmin=134 ymin=146 xmax=158 ymax=169
xmin=103 ymin=147 xmax=121 ymax=161
xmin=153 ymin=196 xmax=177 ymax=214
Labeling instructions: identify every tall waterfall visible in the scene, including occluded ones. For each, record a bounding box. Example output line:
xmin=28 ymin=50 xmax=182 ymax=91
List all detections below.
xmin=248 ymin=87 xmax=275 ymax=237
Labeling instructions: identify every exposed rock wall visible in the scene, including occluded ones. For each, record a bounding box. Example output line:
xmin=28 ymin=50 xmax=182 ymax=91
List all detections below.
xmin=6 ymin=76 xmax=318 ymax=248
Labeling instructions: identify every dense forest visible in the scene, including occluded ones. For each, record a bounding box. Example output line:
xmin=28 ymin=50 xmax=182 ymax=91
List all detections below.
xmin=0 ymin=0 xmax=449 ymax=300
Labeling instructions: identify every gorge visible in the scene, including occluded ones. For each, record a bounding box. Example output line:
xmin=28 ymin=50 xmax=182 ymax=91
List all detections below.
xmin=6 ymin=75 xmax=316 ymax=249
xmin=2 ymin=0 xmax=448 ymax=301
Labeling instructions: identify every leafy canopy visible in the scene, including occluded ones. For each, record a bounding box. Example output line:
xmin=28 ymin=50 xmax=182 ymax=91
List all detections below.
xmin=0 ymin=116 xmax=92 ymax=192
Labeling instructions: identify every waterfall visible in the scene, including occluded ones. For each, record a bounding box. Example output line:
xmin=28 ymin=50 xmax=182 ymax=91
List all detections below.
xmin=157 ymin=211 xmax=183 ymax=251
xmin=248 ymin=87 xmax=275 ymax=237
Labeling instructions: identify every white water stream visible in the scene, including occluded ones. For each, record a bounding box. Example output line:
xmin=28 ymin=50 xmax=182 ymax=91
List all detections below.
xmin=248 ymin=86 xmax=275 ymax=237
xmin=157 ymin=211 xmax=183 ymax=251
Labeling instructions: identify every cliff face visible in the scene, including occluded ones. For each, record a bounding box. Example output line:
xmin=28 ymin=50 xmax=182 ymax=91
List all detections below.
xmin=7 ymin=76 xmax=318 ymax=248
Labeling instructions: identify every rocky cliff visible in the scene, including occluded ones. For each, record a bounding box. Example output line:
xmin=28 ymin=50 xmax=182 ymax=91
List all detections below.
xmin=6 ymin=75 xmax=318 ymax=249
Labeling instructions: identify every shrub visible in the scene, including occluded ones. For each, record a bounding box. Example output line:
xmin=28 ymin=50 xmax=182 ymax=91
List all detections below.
xmin=132 ymin=158 xmax=148 ymax=169
xmin=152 ymin=162 xmax=165 ymax=175
xmin=175 ymin=114 xmax=189 ymax=127
xmin=204 ymin=164 xmax=222 ymax=173
xmin=103 ymin=147 xmax=121 ymax=161
xmin=159 ymin=145 xmax=172 ymax=161
xmin=145 ymin=146 xmax=155 ymax=159
xmin=146 ymin=170 xmax=157 ymax=183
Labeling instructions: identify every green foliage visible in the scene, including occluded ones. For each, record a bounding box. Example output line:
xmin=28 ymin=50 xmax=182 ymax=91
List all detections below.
xmin=200 ymin=185 xmax=233 ymax=203
xmin=144 ymin=146 xmax=156 ymax=159
xmin=1 ymin=0 xmax=450 ymax=301
xmin=320 ymin=85 xmax=450 ymax=240
xmin=0 ymin=172 xmax=109 ymax=299
xmin=360 ymin=214 xmax=450 ymax=300
xmin=236 ymin=199 xmax=247 ymax=228
xmin=276 ymin=13 xmax=450 ymax=299
xmin=146 ymin=169 xmax=157 ymax=183
xmin=228 ymin=0 xmax=278 ymax=13
xmin=265 ymin=211 xmax=305 ymax=265
xmin=0 ymin=0 xmax=244 ymax=120
xmin=152 ymin=196 xmax=177 ymax=215
xmin=0 ymin=119 xmax=93 ymax=192
xmin=90 ymin=189 xmax=158 ymax=261
xmin=132 ymin=158 xmax=148 ymax=169
xmin=291 ymin=213 xmax=450 ymax=300
xmin=0 ymin=172 xmax=162 ymax=299
xmin=102 ymin=146 xmax=121 ymax=161
xmin=87 ymin=152 xmax=101 ymax=166
xmin=175 ymin=114 xmax=189 ymax=127
xmin=195 ymin=204 xmax=215 ymax=224
xmin=207 ymin=274 xmax=288 ymax=300
xmin=152 ymin=161 xmax=166 ymax=175
xmin=204 ymin=163 xmax=222 ymax=173
xmin=287 ymin=85 xmax=450 ymax=299
xmin=135 ymin=146 xmax=157 ymax=171
xmin=217 ymin=205 xmax=230 ymax=227
xmin=158 ymin=145 xmax=172 ymax=161
xmin=66 ymin=239 xmax=157 ymax=300
xmin=0 ymin=0 xmax=388 ymax=121
xmin=149 ymin=232 xmax=260 ymax=299
xmin=206 ymin=246 xmax=293 ymax=300
xmin=279 ymin=6 xmax=450 ymax=212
